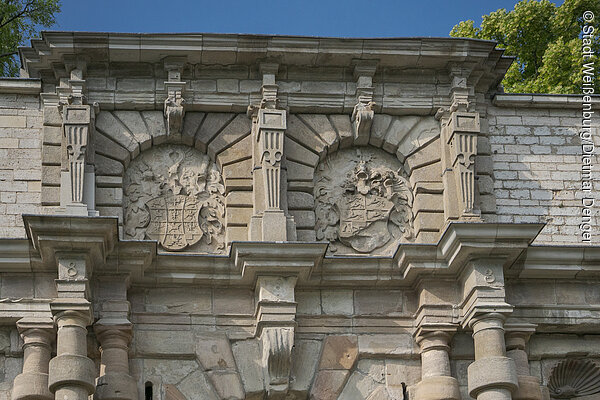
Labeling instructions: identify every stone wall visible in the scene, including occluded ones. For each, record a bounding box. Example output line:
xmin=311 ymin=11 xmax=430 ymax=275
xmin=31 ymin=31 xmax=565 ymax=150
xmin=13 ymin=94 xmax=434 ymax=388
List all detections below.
xmin=489 ymin=102 xmax=600 ymax=244
xmin=0 ymin=93 xmax=42 ymax=238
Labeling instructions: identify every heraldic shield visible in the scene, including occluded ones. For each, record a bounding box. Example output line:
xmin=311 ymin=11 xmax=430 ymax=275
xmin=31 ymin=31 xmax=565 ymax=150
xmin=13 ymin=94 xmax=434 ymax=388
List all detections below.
xmin=146 ymin=194 xmax=204 ymax=251
xmin=338 ymin=194 xmax=394 ymax=238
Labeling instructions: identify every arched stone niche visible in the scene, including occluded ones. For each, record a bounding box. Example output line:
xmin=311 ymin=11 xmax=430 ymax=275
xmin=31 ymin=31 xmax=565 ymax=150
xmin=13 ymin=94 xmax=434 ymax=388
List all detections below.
xmin=123 ymin=144 xmax=226 ymax=254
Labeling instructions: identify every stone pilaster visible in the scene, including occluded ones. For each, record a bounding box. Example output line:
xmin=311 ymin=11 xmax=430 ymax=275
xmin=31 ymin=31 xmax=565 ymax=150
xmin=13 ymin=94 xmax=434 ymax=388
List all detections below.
xmin=505 ymin=325 xmax=543 ymax=400
xmin=94 ymin=323 xmax=136 ymax=400
xmin=11 ymin=318 xmax=55 ymax=400
xmin=414 ymin=328 xmax=460 ymax=400
xmin=467 ymin=313 xmax=518 ymax=400
xmin=93 ymin=274 xmax=136 ymax=400
xmin=49 ymin=254 xmax=96 ymax=400
xmin=439 ymin=64 xmax=482 ymax=221
xmin=248 ymin=63 xmax=296 ymax=241
xmin=60 ymin=104 xmax=97 ymax=216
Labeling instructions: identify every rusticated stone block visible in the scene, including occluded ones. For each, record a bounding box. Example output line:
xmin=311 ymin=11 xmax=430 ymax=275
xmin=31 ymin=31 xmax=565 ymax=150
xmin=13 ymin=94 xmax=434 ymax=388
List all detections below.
xmin=310 ymin=369 xmax=350 ymax=400
xmin=318 ymin=335 xmax=358 ymax=370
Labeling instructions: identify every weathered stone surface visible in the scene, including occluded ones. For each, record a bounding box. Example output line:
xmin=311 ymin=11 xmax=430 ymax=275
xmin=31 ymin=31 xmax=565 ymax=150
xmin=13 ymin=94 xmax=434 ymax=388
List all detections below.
xmin=178 ymin=370 xmax=220 ymax=400
xmin=145 ymin=288 xmax=212 ymax=313
xmin=310 ymin=369 xmax=350 ymax=400
xmin=135 ymin=331 xmax=195 ymax=357
xmin=358 ymin=334 xmax=416 ymax=357
xmin=232 ymin=339 xmax=264 ymax=397
xmin=318 ymin=335 xmax=358 ymax=370
xmin=353 ymin=290 xmax=403 ymax=315
xmin=321 ymin=290 xmax=354 ymax=315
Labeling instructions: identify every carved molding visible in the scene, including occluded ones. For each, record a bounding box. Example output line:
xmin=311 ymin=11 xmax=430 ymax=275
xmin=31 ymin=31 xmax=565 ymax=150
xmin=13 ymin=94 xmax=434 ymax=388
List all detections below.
xmin=123 ymin=144 xmax=225 ymax=253
xmin=315 ymin=148 xmax=414 ymax=254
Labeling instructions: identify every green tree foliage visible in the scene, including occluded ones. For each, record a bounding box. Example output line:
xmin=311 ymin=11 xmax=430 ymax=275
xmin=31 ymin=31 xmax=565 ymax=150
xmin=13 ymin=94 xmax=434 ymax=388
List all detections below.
xmin=450 ymin=0 xmax=600 ymax=94
xmin=0 ymin=0 xmax=60 ymax=76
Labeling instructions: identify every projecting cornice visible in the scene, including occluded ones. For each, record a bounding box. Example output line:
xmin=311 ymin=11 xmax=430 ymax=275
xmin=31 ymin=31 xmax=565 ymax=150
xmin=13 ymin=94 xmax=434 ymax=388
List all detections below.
xmin=19 ymin=31 xmax=511 ymax=92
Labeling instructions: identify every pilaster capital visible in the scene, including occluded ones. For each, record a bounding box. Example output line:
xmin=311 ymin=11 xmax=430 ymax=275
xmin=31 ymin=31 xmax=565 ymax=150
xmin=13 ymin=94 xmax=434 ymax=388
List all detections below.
xmin=504 ymin=322 xmax=537 ymax=350
xmin=51 ymin=299 xmax=93 ymax=328
xmin=16 ymin=317 xmax=55 ymax=347
xmin=469 ymin=312 xmax=507 ymax=333
xmin=415 ymin=329 xmax=456 ymax=353
xmin=94 ymin=320 xmax=133 ymax=348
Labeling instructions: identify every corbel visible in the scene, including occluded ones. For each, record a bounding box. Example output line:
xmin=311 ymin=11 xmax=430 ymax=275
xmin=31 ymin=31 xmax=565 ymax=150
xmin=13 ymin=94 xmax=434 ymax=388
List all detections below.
xmin=255 ymin=276 xmax=297 ymax=399
xmin=163 ymin=56 xmax=187 ymax=137
xmin=351 ymin=60 xmax=378 ymax=145
xmin=248 ymin=62 xmax=296 ymax=241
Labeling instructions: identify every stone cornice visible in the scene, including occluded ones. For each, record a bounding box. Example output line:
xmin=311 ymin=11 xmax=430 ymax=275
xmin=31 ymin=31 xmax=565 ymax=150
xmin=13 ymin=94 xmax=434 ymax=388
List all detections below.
xmin=20 ymin=32 xmax=510 ymax=92
xmin=23 ymin=215 xmax=118 ymax=272
xmin=0 ymin=78 xmax=41 ymax=94
xmin=6 ymin=220 xmax=600 ymax=287
xmin=493 ymin=93 xmax=600 ymax=109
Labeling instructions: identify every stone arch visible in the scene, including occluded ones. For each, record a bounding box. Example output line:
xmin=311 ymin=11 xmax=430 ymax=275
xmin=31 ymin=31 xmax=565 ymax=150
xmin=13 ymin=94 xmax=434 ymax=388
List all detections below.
xmin=92 ymin=110 xmax=252 ymax=243
xmin=284 ymin=113 xmax=444 ymax=246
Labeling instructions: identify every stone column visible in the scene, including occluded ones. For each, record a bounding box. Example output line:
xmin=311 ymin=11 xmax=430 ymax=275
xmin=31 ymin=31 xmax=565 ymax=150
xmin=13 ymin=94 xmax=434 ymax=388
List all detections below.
xmin=468 ymin=313 xmax=518 ymax=400
xmin=414 ymin=330 xmax=460 ymax=400
xmin=505 ymin=326 xmax=542 ymax=400
xmin=48 ymin=307 xmax=96 ymax=400
xmin=11 ymin=318 xmax=55 ymax=400
xmin=94 ymin=322 xmax=137 ymax=400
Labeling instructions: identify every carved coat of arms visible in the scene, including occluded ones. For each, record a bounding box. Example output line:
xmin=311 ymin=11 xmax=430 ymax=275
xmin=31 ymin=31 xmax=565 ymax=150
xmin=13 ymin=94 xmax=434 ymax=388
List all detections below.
xmin=123 ymin=145 xmax=225 ymax=253
xmin=315 ymin=149 xmax=414 ymax=254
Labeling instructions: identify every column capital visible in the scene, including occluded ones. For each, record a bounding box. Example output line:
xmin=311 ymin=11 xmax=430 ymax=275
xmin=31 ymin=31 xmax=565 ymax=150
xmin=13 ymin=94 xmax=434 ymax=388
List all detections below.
xmin=505 ymin=322 xmax=537 ymax=350
xmin=16 ymin=317 xmax=55 ymax=347
xmin=94 ymin=320 xmax=133 ymax=345
xmin=51 ymin=302 xmax=93 ymax=327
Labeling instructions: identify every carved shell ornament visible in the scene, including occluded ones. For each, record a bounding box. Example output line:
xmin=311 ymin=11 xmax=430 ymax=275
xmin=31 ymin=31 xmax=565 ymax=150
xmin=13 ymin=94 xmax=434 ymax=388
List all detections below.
xmin=123 ymin=144 xmax=226 ymax=253
xmin=548 ymin=359 xmax=600 ymax=399
xmin=314 ymin=148 xmax=414 ymax=254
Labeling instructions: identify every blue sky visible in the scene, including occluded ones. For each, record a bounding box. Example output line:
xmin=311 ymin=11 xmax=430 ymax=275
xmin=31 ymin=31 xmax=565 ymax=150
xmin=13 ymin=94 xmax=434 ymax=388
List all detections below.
xmin=54 ymin=0 xmax=526 ymax=38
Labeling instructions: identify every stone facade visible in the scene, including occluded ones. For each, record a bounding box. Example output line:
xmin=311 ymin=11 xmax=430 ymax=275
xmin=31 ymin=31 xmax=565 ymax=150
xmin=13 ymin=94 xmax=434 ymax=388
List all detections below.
xmin=0 ymin=32 xmax=596 ymax=400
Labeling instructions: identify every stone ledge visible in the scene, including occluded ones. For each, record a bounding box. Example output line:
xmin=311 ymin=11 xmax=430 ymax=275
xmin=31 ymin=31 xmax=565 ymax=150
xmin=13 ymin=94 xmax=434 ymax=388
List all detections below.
xmin=0 ymin=78 xmax=41 ymax=95
xmin=493 ymin=93 xmax=600 ymax=109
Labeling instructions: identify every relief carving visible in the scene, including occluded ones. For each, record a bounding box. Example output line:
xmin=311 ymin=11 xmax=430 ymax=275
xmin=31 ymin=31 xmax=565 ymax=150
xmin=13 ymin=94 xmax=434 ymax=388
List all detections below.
xmin=123 ymin=144 xmax=225 ymax=253
xmin=315 ymin=148 xmax=414 ymax=254
xmin=548 ymin=359 xmax=600 ymax=399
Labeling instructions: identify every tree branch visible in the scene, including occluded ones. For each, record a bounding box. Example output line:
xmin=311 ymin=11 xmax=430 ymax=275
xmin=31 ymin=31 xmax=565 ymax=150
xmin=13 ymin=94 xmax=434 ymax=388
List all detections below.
xmin=0 ymin=1 xmax=35 ymax=30
xmin=0 ymin=50 xmax=17 ymax=58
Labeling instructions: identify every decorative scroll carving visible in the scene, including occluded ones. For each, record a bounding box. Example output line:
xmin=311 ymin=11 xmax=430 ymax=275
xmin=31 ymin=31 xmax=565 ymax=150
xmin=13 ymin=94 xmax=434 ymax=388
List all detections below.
xmin=548 ymin=359 xmax=600 ymax=399
xmin=261 ymin=327 xmax=294 ymax=398
xmin=315 ymin=148 xmax=414 ymax=254
xmin=123 ymin=144 xmax=225 ymax=253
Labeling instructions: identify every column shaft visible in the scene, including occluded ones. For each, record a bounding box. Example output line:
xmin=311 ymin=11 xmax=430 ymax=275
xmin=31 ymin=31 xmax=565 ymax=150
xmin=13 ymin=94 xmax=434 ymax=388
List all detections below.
xmin=48 ymin=310 xmax=96 ymax=400
xmin=467 ymin=313 xmax=518 ymax=400
xmin=94 ymin=325 xmax=137 ymax=400
xmin=506 ymin=330 xmax=543 ymax=400
xmin=12 ymin=319 xmax=55 ymax=400
xmin=414 ymin=331 xmax=460 ymax=400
